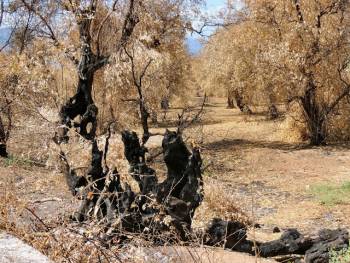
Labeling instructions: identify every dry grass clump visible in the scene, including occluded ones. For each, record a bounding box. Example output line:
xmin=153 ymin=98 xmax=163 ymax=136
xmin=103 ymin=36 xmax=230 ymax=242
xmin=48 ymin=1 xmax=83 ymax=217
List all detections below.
xmin=193 ymin=178 xmax=250 ymax=229
xmin=277 ymin=102 xmax=308 ymax=143
xmin=7 ymin=107 xmax=58 ymax=165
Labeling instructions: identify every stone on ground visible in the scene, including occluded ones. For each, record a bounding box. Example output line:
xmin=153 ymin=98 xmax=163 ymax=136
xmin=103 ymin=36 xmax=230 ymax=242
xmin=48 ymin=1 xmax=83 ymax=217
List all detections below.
xmin=0 ymin=232 xmax=52 ymax=263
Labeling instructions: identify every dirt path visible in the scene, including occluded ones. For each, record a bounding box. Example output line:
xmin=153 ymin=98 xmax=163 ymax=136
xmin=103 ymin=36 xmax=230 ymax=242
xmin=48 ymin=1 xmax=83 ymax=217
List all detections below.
xmin=200 ymin=98 xmax=350 ymax=234
xmin=0 ymin=164 xmax=76 ymax=222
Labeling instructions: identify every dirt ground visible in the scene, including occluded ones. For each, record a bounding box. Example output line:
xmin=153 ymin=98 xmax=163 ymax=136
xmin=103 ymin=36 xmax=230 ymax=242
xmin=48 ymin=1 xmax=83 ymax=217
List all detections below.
xmin=1 ymin=97 xmax=350 ymax=259
xmin=199 ymin=98 xmax=350 ymax=235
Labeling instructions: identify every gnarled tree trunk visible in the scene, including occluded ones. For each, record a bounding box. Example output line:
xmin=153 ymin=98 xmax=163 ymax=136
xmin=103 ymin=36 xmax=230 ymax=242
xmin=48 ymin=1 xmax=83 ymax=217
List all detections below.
xmin=57 ymin=15 xmax=106 ymax=143
xmin=56 ymin=0 xmax=138 ymax=144
xmin=62 ymin=129 xmax=203 ymax=241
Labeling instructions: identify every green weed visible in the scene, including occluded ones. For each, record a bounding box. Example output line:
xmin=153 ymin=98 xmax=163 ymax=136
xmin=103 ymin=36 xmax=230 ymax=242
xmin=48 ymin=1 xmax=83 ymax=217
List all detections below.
xmin=0 ymin=155 xmax=35 ymax=168
xmin=330 ymin=244 xmax=350 ymax=263
xmin=310 ymin=182 xmax=350 ymax=205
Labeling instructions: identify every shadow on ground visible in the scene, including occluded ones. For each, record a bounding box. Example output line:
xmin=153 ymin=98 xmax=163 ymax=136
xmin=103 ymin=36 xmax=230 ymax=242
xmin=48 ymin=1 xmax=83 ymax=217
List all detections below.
xmin=204 ymin=138 xmax=350 ymax=152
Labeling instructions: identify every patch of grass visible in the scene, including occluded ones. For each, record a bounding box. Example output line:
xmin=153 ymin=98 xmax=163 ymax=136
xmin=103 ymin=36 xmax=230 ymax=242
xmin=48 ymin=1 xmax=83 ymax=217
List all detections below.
xmin=310 ymin=182 xmax=350 ymax=205
xmin=0 ymin=155 xmax=35 ymax=168
xmin=330 ymin=244 xmax=350 ymax=263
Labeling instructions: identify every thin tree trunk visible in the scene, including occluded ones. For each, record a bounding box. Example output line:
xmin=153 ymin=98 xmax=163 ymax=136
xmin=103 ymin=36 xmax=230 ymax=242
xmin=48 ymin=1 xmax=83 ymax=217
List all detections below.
xmin=57 ymin=8 xmax=106 ymax=143
xmin=58 ymin=60 xmax=99 ymax=142
xmin=301 ymin=83 xmax=326 ymax=146
xmin=227 ymin=97 xmax=235 ymax=109
xmin=267 ymin=104 xmax=279 ymax=120
xmin=140 ymin=100 xmax=150 ymax=144
xmin=0 ymin=114 xmax=8 ymax=157
xmin=227 ymin=90 xmax=235 ymax=109
xmin=161 ymin=97 xmax=169 ymax=110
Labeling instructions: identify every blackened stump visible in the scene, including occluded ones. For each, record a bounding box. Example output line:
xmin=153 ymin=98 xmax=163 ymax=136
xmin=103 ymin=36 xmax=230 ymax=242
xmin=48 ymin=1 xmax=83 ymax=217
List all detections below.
xmin=0 ymin=144 xmax=7 ymax=158
xmin=157 ymin=130 xmax=191 ymax=202
xmin=0 ymin=115 xmax=8 ymax=158
xmin=204 ymin=218 xmax=254 ymax=253
xmin=121 ymin=130 xmax=157 ymax=196
xmin=258 ymin=229 xmax=313 ymax=257
xmin=305 ymin=229 xmax=349 ymax=263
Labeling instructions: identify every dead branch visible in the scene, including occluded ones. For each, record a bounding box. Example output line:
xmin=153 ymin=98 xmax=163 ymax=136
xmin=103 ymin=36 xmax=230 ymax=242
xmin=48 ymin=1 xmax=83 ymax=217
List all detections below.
xmin=177 ymin=94 xmax=207 ymax=134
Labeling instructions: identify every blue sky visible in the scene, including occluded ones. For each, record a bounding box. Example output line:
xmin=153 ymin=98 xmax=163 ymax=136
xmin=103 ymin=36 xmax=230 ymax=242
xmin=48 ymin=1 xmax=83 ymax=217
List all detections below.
xmin=186 ymin=0 xmax=228 ymax=55
xmin=205 ymin=0 xmax=227 ymax=10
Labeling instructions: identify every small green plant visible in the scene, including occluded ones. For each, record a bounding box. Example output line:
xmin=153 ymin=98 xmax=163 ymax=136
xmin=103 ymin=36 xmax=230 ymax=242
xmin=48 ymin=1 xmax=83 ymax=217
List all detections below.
xmin=310 ymin=182 xmax=350 ymax=205
xmin=330 ymin=244 xmax=350 ymax=263
xmin=0 ymin=155 xmax=34 ymax=168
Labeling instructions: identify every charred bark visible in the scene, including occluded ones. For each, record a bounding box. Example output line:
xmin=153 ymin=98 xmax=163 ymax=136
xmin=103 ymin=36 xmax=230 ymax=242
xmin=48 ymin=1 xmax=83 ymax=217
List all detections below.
xmin=204 ymin=218 xmax=254 ymax=253
xmin=227 ymin=90 xmax=235 ymax=109
xmin=69 ymin=139 xmax=126 ymax=223
xmin=227 ymin=97 xmax=235 ymax=109
xmin=58 ymin=18 xmax=105 ymax=143
xmin=57 ymin=0 xmax=138 ymax=144
xmin=0 ymin=115 xmax=7 ymax=157
xmin=64 ymin=128 xmax=203 ymax=241
xmin=61 ymin=122 xmax=348 ymax=261
xmin=58 ymin=35 xmax=106 ymax=142
xmin=139 ymin=100 xmax=151 ymax=144
xmin=204 ymin=220 xmax=349 ymax=263
xmin=258 ymin=228 xmax=349 ymax=263
xmin=267 ymin=104 xmax=279 ymax=120
xmin=161 ymin=97 xmax=169 ymax=110
xmin=301 ymin=85 xmax=326 ymax=146
xmin=258 ymin=229 xmax=313 ymax=257
xmin=59 ymin=151 xmax=87 ymax=196
xmin=158 ymin=130 xmax=203 ymax=223
xmin=122 ymin=129 xmax=203 ymax=230
xmin=121 ymin=130 xmax=157 ymax=196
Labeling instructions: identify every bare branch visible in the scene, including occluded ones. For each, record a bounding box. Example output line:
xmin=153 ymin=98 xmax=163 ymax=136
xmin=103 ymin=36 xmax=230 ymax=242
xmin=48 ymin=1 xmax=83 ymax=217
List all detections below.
xmin=96 ymin=0 xmax=119 ymax=57
xmin=0 ymin=0 xmax=4 ymax=27
xmin=117 ymin=0 xmax=139 ymax=51
xmin=324 ymin=67 xmax=350 ymax=116
xmin=177 ymin=94 xmax=207 ymax=134
xmin=19 ymin=0 xmax=59 ymax=45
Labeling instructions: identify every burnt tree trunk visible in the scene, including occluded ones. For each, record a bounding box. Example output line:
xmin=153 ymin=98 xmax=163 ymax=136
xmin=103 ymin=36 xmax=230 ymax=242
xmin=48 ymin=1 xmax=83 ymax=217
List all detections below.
xmin=63 ymin=129 xmax=203 ymax=241
xmin=227 ymin=97 xmax=235 ymax=109
xmin=161 ymin=97 xmax=169 ymax=110
xmin=204 ymin=220 xmax=349 ymax=263
xmin=0 ymin=115 xmax=8 ymax=157
xmin=151 ymin=111 xmax=158 ymax=125
xmin=227 ymin=90 xmax=235 ymax=109
xmin=267 ymin=104 xmax=279 ymax=120
xmin=58 ymin=13 xmax=106 ymax=143
xmin=301 ymin=81 xmax=326 ymax=146
xmin=234 ymin=91 xmax=252 ymax=114
xmin=57 ymin=1 xmax=138 ymax=143
xmin=139 ymin=99 xmax=150 ymax=144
